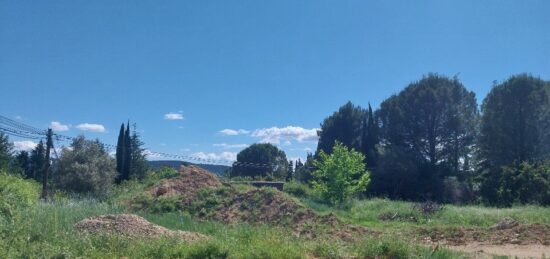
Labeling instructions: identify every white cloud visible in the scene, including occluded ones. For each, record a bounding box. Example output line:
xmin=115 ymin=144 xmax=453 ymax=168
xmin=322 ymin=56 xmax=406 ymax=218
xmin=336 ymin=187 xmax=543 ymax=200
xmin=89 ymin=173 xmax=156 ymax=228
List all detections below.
xmin=143 ymin=150 xmax=162 ymax=159
xmin=251 ymin=126 xmax=319 ymax=144
xmin=76 ymin=123 xmax=106 ymax=133
xmin=13 ymin=140 xmax=37 ymax=151
xmin=15 ymin=115 xmax=22 ymax=120
xmin=192 ymin=151 xmax=237 ymax=162
xmin=164 ymin=112 xmax=184 ymax=120
xmin=213 ymin=143 xmax=249 ymax=149
xmin=219 ymin=129 xmax=250 ymax=136
xmin=50 ymin=121 xmax=70 ymax=131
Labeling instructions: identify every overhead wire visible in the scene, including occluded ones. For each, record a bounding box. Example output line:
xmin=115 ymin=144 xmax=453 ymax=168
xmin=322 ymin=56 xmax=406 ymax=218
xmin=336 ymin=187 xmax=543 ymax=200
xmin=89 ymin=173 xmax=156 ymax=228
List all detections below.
xmin=1 ymin=114 xmax=286 ymax=168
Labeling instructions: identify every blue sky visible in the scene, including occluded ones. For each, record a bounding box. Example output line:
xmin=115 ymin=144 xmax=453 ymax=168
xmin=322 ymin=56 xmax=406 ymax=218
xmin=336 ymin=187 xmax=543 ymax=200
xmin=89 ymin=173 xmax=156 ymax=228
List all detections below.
xmin=1 ymin=0 xmax=549 ymax=163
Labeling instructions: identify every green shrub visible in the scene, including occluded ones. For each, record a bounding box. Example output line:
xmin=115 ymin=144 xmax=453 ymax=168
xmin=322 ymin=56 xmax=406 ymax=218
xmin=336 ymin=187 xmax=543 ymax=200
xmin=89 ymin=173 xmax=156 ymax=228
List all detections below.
xmin=0 ymin=172 xmax=40 ymax=219
xmin=284 ymin=181 xmax=311 ymax=197
xmin=150 ymin=195 xmax=183 ymax=213
xmin=312 ymin=142 xmax=370 ymax=205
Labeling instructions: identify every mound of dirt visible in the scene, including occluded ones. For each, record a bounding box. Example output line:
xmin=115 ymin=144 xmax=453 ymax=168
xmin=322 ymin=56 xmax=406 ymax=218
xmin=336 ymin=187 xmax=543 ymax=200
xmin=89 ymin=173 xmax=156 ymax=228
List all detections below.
xmin=211 ymin=188 xmax=317 ymax=225
xmin=150 ymin=165 xmax=222 ymax=204
xmin=421 ymin=223 xmax=550 ymax=246
xmin=75 ymin=214 xmax=208 ymax=242
xmin=209 ymin=188 xmax=373 ymax=239
xmin=490 ymin=217 xmax=519 ymax=230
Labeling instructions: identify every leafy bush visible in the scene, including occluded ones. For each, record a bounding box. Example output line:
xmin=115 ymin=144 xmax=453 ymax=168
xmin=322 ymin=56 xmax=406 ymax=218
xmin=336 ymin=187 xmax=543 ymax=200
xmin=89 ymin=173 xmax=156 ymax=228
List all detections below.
xmin=55 ymin=136 xmax=116 ymax=197
xmin=0 ymin=172 xmax=40 ymax=219
xmin=312 ymin=142 xmax=370 ymax=205
xmin=283 ymin=181 xmax=311 ymax=197
xmin=497 ymin=161 xmax=550 ymax=206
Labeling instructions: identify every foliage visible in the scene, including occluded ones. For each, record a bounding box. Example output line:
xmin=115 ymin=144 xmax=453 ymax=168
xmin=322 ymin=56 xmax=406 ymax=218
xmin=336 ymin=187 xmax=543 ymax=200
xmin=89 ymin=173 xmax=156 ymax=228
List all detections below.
xmin=0 ymin=172 xmax=40 ymax=220
xmin=316 ymin=101 xmax=366 ymax=155
xmin=12 ymin=151 xmax=31 ymax=178
xmin=55 ymin=136 xmax=116 ymax=196
xmin=29 ymin=140 xmax=46 ymax=182
xmin=479 ymin=74 xmax=550 ymax=204
xmin=283 ymin=181 xmax=312 ymax=197
xmin=130 ymin=125 xmax=149 ymax=179
xmin=230 ymin=143 xmax=288 ymax=180
xmin=115 ymin=123 xmax=125 ymax=183
xmin=375 ymin=74 xmax=479 ymax=201
xmin=496 ymin=161 xmax=550 ymax=206
xmin=312 ymin=142 xmax=370 ymax=204
xmin=0 ymin=132 xmax=12 ymax=171
xmin=294 ymin=153 xmax=315 ymax=183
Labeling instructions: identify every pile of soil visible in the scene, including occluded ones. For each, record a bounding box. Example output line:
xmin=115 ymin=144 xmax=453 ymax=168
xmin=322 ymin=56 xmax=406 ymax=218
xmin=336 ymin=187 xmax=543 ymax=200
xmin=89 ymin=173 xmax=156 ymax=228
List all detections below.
xmin=150 ymin=165 xmax=222 ymax=204
xmin=74 ymin=214 xmax=208 ymax=242
xmin=210 ymin=188 xmax=372 ymax=239
xmin=420 ymin=219 xmax=550 ymax=246
xmin=211 ymin=188 xmax=317 ymax=225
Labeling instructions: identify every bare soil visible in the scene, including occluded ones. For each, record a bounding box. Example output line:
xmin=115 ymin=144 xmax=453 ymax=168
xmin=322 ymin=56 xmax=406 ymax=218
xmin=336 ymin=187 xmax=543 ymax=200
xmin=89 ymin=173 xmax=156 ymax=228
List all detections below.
xmin=150 ymin=165 xmax=222 ymax=204
xmin=421 ymin=218 xmax=550 ymax=258
xmin=74 ymin=214 xmax=208 ymax=242
xmin=446 ymin=243 xmax=549 ymax=259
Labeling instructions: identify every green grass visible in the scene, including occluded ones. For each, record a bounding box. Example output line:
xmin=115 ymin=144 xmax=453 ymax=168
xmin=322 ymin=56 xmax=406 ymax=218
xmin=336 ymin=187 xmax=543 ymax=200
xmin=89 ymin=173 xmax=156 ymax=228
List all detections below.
xmin=0 ymin=198 xmax=469 ymax=258
xmin=299 ymin=197 xmax=550 ymax=230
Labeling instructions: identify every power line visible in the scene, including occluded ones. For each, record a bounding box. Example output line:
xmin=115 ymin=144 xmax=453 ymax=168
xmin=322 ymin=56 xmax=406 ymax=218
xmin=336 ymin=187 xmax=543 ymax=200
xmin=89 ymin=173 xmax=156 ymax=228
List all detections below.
xmin=0 ymin=115 xmax=284 ymax=168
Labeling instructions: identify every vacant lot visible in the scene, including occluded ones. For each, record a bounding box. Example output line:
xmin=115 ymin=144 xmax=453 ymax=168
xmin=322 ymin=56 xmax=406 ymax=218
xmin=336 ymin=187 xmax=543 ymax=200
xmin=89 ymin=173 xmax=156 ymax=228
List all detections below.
xmin=1 ymin=167 xmax=549 ymax=258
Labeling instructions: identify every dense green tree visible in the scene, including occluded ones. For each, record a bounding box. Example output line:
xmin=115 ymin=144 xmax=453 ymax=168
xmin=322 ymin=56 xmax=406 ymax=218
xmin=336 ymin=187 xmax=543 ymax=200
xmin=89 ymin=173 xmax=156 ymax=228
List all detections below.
xmin=115 ymin=124 xmax=125 ymax=183
xmin=496 ymin=161 xmax=550 ymax=206
xmin=361 ymin=103 xmax=379 ymax=169
xmin=56 ymin=136 xmax=116 ymax=196
xmin=0 ymin=133 xmax=12 ymax=171
xmin=231 ymin=143 xmax=288 ymax=180
xmin=129 ymin=124 xmax=149 ymax=179
xmin=312 ymin=142 xmax=370 ymax=205
xmin=316 ymin=102 xmax=366 ymax=155
xmin=479 ymin=74 xmax=550 ymax=204
xmin=30 ymin=140 xmax=46 ymax=181
xmin=376 ymin=74 xmax=478 ymax=200
xmin=13 ymin=151 xmax=31 ymax=178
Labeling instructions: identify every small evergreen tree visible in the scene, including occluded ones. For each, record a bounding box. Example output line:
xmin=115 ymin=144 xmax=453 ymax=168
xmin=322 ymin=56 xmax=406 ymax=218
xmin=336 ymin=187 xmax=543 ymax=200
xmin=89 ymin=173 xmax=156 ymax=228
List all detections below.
xmin=130 ymin=124 xmax=148 ymax=179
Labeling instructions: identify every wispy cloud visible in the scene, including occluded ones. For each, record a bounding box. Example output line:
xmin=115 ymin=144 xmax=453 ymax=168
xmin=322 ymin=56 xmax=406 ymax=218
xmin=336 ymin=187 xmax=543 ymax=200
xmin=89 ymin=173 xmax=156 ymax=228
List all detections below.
xmin=13 ymin=140 xmax=37 ymax=151
xmin=50 ymin=121 xmax=70 ymax=131
xmin=213 ymin=143 xmax=249 ymax=149
xmin=164 ymin=112 xmax=184 ymax=120
xmin=192 ymin=151 xmax=237 ymax=162
xmin=219 ymin=129 xmax=250 ymax=136
xmin=76 ymin=123 xmax=106 ymax=133
xmin=143 ymin=150 xmax=162 ymax=159
xmin=251 ymin=126 xmax=319 ymax=144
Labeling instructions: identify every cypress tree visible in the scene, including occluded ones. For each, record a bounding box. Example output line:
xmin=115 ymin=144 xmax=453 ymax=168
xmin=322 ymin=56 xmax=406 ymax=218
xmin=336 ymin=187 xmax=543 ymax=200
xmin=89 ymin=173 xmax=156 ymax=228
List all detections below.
xmin=115 ymin=123 xmax=125 ymax=184
xmin=123 ymin=121 xmax=132 ymax=181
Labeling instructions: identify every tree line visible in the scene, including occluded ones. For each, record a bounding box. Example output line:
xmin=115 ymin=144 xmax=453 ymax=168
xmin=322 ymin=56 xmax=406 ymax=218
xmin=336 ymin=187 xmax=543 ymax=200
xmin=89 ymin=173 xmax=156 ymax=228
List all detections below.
xmin=0 ymin=122 xmax=148 ymax=198
xmin=231 ymin=73 xmax=549 ymax=206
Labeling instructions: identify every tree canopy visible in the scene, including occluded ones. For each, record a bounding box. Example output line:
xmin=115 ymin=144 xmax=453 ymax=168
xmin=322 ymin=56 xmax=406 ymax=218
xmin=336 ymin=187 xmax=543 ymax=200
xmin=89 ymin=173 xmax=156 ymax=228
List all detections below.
xmin=374 ymin=74 xmax=479 ymax=200
xmin=231 ymin=143 xmax=288 ymax=180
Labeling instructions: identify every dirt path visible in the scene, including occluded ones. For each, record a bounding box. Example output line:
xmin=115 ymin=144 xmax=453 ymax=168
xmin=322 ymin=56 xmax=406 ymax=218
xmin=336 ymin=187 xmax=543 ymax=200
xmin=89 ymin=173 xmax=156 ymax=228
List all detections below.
xmin=447 ymin=243 xmax=549 ymax=258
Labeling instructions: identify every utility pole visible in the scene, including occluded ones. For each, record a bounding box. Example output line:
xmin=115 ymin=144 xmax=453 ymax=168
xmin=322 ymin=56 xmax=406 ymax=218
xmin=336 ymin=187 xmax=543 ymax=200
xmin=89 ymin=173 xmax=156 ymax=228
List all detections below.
xmin=41 ymin=128 xmax=53 ymax=199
